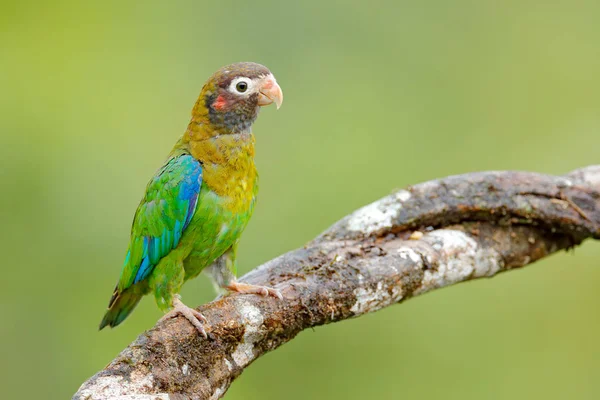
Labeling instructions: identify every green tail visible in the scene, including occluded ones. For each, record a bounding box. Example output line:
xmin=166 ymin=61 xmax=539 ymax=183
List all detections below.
xmin=99 ymin=286 xmax=142 ymax=330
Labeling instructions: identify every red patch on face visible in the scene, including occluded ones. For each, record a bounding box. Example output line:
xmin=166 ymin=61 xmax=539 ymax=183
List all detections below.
xmin=213 ymin=95 xmax=227 ymax=111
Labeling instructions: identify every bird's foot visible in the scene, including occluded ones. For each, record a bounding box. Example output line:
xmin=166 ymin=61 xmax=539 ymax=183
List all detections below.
xmin=226 ymin=281 xmax=283 ymax=300
xmin=160 ymin=295 xmax=208 ymax=338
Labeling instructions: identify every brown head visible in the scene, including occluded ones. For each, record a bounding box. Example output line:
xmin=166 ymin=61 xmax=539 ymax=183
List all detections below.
xmin=191 ymin=62 xmax=283 ymax=134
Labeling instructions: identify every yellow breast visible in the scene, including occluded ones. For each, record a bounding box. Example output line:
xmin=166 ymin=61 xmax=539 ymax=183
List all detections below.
xmin=187 ymin=132 xmax=258 ymax=213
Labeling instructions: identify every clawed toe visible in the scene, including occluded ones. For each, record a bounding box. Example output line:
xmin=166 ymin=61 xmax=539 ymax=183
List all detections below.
xmin=161 ymin=297 xmax=208 ymax=338
xmin=266 ymin=287 xmax=283 ymax=299
xmin=191 ymin=308 xmax=208 ymax=324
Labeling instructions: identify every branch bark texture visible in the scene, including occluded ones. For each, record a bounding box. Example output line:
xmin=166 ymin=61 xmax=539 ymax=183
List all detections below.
xmin=74 ymin=166 xmax=600 ymax=400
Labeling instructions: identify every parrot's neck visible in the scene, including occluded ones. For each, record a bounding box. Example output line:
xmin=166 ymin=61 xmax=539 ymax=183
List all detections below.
xmin=179 ymin=121 xmax=258 ymax=207
xmin=182 ymin=120 xmax=256 ymax=164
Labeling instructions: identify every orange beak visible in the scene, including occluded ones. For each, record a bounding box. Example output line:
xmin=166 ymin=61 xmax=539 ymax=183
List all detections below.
xmin=257 ymin=75 xmax=283 ymax=109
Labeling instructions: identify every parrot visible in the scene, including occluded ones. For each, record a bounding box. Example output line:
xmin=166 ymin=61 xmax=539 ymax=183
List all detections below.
xmin=99 ymin=62 xmax=284 ymax=337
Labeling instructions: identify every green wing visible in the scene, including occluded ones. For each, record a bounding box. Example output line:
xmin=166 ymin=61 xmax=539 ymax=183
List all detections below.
xmin=117 ymin=154 xmax=203 ymax=291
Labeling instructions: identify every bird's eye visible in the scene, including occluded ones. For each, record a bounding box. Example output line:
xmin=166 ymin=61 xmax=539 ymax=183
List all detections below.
xmin=236 ymin=82 xmax=248 ymax=93
xmin=229 ymin=77 xmax=252 ymax=95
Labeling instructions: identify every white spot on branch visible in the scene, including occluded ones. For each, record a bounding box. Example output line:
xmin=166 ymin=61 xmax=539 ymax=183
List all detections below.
xmin=231 ymin=301 xmax=264 ymax=367
xmin=416 ymin=229 xmax=503 ymax=294
xmin=397 ymin=190 xmax=411 ymax=202
xmin=397 ymin=247 xmax=421 ymax=263
xmin=182 ymin=363 xmax=189 ymax=376
xmin=75 ymin=373 xmax=168 ymax=400
xmin=346 ymin=190 xmax=411 ymax=233
xmin=209 ymin=384 xmax=228 ymax=400
xmin=351 ymin=281 xmax=404 ymax=315
xmin=559 ymin=178 xmax=573 ymax=187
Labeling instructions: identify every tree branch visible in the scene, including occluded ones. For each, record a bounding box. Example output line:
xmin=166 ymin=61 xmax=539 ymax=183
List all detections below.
xmin=74 ymin=166 xmax=600 ymax=400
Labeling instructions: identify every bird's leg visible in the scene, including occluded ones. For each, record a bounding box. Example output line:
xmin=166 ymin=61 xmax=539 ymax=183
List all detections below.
xmin=225 ymin=281 xmax=283 ymax=299
xmin=207 ymin=244 xmax=284 ymax=300
xmin=159 ymin=294 xmax=208 ymax=338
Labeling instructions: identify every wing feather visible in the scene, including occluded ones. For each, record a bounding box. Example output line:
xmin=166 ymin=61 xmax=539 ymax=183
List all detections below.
xmin=116 ymin=154 xmax=202 ymax=290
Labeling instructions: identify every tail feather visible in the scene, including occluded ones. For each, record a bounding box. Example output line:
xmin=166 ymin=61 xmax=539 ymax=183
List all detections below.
xmin=99 ymin=286 xmax=142 ymax=330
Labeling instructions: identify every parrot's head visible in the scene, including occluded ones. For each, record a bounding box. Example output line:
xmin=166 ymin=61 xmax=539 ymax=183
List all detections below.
xmin=194 ymin=62 xmax=283 ymax=133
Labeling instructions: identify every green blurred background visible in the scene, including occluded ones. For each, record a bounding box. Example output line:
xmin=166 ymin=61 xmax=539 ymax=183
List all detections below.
xmin=1 ymin=0 xmax=599 ymax=399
